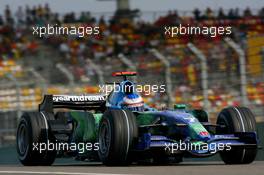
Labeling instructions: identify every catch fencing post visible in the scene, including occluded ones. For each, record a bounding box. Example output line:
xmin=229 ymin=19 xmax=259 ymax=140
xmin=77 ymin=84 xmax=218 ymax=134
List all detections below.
xmin=150 ymin=49 xmax=173 ymax=107
xmin=28 ymin=68 xmax=47 ymax=94
xmin=86 ymin=59 xmax=104 ymax=85
xmin=6 ymin=74 xmax=21 ymax=120
xmin=187 ymin=43 xmax=210 ymax=111
xmin=224 ymin=37 xmax=249 ymax=106
xmin=56 ymin=63 xmax=75 ymax=91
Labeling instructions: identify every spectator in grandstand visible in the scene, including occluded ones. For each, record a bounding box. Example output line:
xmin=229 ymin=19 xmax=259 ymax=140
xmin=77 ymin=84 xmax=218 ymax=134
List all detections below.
xmin=234 ymin=8 xmax=240 ymax=19
xmin=52 ymin=13 xmax=61 ymax=25
xmin=205 ymin=7 xmax=214 ymax=19
xmin=25 ymin=5 xmax=32 ymax=25
xmin=43 ymin=3 xmax=51 ymax=20
xmin=99 ymin=16 xmax=106 ymax=25
xmin=193 ymin=8 xmax=201 ymax=20
xmin=218 ymin=8 xmax=226 ymax=19
xmin=25 ymin=5 xmax=31 ymax=17
xmin=227 ymin=9 xmax=236 ymax=20
xmin=259 ymin=7 xmax=264 ymax=18
xmin=35 ymin=14 xmax=46 ymax=26
xmin=79 ymin=11 xmax=94 ymax=23
xmin=36 ymin=5 xmax=44 ymax=17
xmin=244 ymin=7 xmax=252 ymax=17
xmin=167 ymin=10 xmax=179 ymax=25
xmin=63 ymin=12 xmax=77 ymax=23
xmin=15 ymin=6 xmax=25 ymax=25
xmin=4 ymin=5 xmax=14 ymax=25
xmin=0 ymin=15 xmax=3 ymax=25
xmin=30 ymin=6 xmax=37 ymax=20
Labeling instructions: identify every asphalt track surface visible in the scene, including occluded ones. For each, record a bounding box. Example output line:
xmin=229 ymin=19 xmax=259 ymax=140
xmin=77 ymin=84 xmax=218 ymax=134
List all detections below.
xmin=0 ymin=161 xmax=263 ymax=175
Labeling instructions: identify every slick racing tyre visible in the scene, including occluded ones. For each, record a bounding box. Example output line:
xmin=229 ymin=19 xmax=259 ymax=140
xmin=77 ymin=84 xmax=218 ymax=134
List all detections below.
xmin=16 ymin=112 xmax=57 ymax=166
xmin=216 ymin=107 xmax=257 ymax=164
xmin=98 ymin=109 xmax=138 ymax=165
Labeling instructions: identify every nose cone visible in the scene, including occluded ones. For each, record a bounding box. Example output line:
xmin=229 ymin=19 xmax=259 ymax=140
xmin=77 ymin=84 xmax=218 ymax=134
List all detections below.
xmin=159 ymin=110 xmax=211 ymax=140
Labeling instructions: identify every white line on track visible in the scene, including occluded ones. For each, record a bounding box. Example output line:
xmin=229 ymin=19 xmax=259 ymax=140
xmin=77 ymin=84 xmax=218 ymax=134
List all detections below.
xmin=0 ymin=171 xmax=137 ymax=175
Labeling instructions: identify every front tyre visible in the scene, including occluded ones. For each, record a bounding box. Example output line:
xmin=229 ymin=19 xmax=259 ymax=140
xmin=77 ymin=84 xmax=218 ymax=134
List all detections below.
xmin=216 ymin=107 xmax=257 ymax=164
xmin=98 ymin=109 xmax=138 ymax=165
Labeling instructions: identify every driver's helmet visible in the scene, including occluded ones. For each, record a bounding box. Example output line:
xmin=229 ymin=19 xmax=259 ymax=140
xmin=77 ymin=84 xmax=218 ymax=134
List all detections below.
xmin=122 ymin=93 xmax=144 ymax=112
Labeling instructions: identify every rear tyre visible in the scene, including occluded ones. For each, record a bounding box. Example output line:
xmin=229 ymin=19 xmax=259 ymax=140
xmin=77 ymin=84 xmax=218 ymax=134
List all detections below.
xmin=16 ymin=112 xmax=57 ymax=166
xmin=216 ymin=107 xmax=257 ymax=164
xmin=98 ymin=109 xmax=138 ymax=165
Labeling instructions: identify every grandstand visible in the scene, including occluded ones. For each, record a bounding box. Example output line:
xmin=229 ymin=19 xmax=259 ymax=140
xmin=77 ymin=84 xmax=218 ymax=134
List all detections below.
xmin=0 ymin=4 xmax=264 ymax=146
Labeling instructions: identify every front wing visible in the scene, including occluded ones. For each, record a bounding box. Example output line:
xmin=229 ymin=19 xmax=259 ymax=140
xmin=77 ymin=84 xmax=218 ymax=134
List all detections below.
xmin=135 ymin=132 xmax=259 ymax=157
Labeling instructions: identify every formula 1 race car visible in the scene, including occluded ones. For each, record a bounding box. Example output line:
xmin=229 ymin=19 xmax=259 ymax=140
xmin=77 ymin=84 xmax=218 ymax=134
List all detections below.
xmin=16 ymin=72 xmax=259 ymax=166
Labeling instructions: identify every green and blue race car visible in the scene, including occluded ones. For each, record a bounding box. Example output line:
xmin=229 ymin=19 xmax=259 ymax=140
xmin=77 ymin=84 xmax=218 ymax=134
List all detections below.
xmin=16 ymin=72 xmax=259 ymax=165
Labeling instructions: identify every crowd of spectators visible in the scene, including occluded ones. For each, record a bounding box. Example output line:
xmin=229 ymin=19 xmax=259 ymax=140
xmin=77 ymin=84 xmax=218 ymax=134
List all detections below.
xmin=1 ymin=5 xmax=263 ymax=60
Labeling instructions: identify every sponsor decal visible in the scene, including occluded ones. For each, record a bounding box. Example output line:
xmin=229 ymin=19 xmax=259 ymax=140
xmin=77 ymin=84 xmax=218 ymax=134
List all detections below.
xmin=199 ymin=131 xmax=209 ymax=136
xmin=53 ymin=95 xmax=105 ymax=102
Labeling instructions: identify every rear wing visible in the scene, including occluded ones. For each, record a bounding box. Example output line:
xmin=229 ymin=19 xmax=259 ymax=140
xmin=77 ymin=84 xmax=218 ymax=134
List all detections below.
xmin=39 ymin=95 xmax=106 ymax=113
xmin=112 ymin=71 xmax=137 ymax=80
